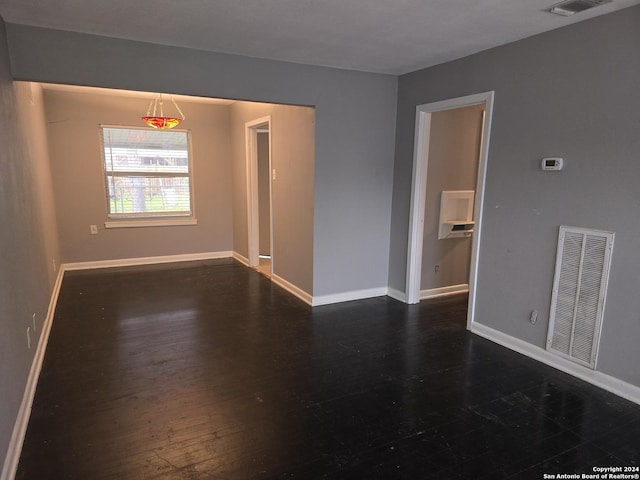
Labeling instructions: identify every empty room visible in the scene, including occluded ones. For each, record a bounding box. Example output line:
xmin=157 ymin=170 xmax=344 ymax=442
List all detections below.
xmin=1 ymin=1 xmax=639 ymax=479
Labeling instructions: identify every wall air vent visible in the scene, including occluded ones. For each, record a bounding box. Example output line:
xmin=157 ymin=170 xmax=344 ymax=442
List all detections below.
xmin=549 ymin=0 xmax=612 ymax=16
xmin=547 ymin=226 xmax=614 ymax=369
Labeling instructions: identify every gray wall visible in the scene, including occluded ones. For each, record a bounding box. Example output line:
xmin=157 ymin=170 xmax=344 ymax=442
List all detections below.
xmin=0 ymin=20 xmax=60 ymax=468
xmin=230 ymin=101 xmax=315 ymax=294
xmin=390 ymin=6 xmax=640 ymax=387
xmin=5 ymin=24 xmax=398 ymax=297
xmin=43 ymin=89 xmax=233 ymax=263
xmin=257 ymin=131 xmax=271 ymax=256
xmin=421 ymin=105 xmax=482 ymax=291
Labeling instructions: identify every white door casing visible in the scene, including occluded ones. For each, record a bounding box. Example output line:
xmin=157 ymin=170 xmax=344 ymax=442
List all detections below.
xmin=245 ymin=116 xmax=273 ymax=269
xmin=405 ymin=92 xmax=494 ymax=331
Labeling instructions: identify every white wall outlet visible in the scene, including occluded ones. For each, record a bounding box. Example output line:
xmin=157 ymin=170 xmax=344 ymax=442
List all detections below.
xmin=272 ymin=169 xmax=277 ymax=180
xmin=90 ymin=225 xmax=98 ymax=235
xmin=530 ymin=310 xmax=538 ymax=324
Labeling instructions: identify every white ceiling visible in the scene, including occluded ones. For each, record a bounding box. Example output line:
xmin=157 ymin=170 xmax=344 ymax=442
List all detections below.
xmin=1 ymin=0 xmax=639 ymax=74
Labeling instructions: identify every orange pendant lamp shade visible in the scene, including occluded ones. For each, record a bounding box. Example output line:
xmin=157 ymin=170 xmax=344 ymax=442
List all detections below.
xmin=142 ymin=116 xmax=182 ymax=129
xmin=142 ymin=94 xmax=185 ymax=129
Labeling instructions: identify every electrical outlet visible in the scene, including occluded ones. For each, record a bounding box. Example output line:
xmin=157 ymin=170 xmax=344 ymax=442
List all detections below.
xmin=32 ymin=313 xmax=37 ymax=333
xmin=272 ymin=169 xmax=277 ymax=180
xmin=90 ymin=225 xmax=98 ymax=235
xmin=434 ymin=265 xmax=440 ymax=273
xmin=27 ymin=327 xmax=31 ymax=349
xmin=52 ymin=258 xmax=56 ymax=273
xmin=529 ymin=310 xmax=538 ymax=325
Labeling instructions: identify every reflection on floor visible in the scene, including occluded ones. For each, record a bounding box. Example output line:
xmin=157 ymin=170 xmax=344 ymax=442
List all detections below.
xmin=17 ymin=259 xmax=640 ymax=479
xmin=255 ymin=255 xmax=271 ymax=278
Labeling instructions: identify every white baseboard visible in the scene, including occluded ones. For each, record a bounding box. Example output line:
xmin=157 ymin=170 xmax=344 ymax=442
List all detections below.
xmin=234 ymin=253 xmax=313 ymax=306
xmin=420 ymin=283 xmax=468 ymax=300
xmin=387 ymin=287 xmax=406 ymax=303
xmin=271 ymin=274 xmax=313 ymax=306
xmin=63 ymin=251 xmax=233 ymax=271
xmin=312 ymin=287 xmax=388 ymax=306
xmin=1 ymin=267 xmax=65 ymax=480
xmin=471 ymin=322 xmax=640 ymax=406
xmin=231 ymin=251 xmax=250 ymax=267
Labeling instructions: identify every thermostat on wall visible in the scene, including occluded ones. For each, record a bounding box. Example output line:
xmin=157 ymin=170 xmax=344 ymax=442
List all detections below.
xmin=541 ymin=157 xmax=563 ymax=171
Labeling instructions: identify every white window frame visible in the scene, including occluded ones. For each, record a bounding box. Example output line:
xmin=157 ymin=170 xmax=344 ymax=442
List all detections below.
xmin=99 ymin=125 xmax=197 ymax=228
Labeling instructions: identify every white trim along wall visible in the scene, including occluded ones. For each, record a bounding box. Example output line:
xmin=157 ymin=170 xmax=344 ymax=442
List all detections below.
xmin=472 ymin=323 xmax=640 ymax=406
xmin=420 ymin=284 xmax=469 ymax=300
xmin=63 ymin=251 xmax=233 ymax=271
xmin=1 ymin=267 xmax=64 ymax=480
xmin=312 ymin=287 xmax=388 ymax=307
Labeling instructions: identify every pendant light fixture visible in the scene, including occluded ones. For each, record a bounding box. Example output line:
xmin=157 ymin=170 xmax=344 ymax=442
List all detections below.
xmin=142 ymin=93 xmax=186 ymax=129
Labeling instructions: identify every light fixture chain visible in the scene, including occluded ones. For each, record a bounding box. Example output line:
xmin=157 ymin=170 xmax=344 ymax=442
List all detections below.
xmin=171 ymin=96 xmax=186 ymax=120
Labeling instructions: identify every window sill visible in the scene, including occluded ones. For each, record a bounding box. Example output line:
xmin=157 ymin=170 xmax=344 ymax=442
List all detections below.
xmin=105 ymin=218 xmax=198 ymax=229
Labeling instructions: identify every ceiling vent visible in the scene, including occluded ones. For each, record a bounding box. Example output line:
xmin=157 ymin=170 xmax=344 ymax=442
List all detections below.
xmin=549 ymin=0 xmax=612 ymax=16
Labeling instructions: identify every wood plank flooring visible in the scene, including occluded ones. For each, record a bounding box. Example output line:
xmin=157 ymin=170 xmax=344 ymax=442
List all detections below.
xmin=16 ymin=259 xmax=640 ymax=479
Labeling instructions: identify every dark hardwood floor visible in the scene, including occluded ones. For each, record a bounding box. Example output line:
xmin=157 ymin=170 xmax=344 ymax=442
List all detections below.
xmin=17 ymin=259 xmax=640 ymax=479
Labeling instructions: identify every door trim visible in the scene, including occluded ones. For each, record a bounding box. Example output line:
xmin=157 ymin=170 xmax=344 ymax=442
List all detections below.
xmin=405 ymin=92 xmax=494 ymax=331
xmin=245 ymin=116 xmax=272 ymax=269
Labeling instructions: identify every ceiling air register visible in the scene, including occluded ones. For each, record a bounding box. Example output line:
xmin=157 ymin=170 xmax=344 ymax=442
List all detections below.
xmin=548 ymin=0 xmax=612 ymax=16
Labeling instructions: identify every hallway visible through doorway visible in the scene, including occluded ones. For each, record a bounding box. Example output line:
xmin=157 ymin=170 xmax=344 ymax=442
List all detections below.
xmin=246 ymin=117 xmax=273 ymax=278
xmin=256 ymin=255 xmax=271 ymax=278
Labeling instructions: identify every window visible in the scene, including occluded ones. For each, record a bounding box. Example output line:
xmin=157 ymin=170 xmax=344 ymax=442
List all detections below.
xmin=100 ymin=126 xmax=194 ymax=224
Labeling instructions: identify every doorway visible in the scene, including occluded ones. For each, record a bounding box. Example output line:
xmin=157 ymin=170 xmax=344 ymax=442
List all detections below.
xmin=246 ymin=116 xmax=273 ymax=277
xmin=405 ymin=92 xmax=494 ymax=330
xmin=419 ymin=104 xmax=484 ymax=299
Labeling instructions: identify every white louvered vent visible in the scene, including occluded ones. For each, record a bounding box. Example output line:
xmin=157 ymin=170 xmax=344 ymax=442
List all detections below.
xmin=546 ymin=226 xmax=614 ymax=369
